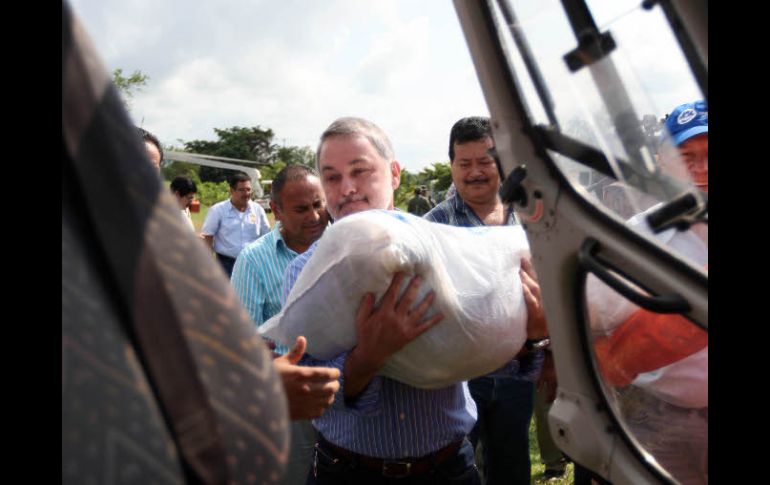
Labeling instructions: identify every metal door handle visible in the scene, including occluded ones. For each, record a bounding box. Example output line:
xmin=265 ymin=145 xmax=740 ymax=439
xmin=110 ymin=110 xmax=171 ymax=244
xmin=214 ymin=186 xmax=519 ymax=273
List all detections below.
xmin=579 ymin=238 xmax=690 ymax=313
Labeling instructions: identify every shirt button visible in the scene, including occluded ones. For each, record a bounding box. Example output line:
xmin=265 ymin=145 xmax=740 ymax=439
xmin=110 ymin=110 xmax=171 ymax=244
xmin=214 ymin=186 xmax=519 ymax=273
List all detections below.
xmin=399 ymin=413 xmax=405 ymax=421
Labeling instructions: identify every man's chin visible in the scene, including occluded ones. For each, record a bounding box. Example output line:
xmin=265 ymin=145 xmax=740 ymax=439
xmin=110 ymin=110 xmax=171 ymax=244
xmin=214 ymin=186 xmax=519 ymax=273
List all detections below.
xmin=304 ymin=224 xmax=326 ymax=239
xmin=337 ymin=201 xmax=369 ymax=218
xmin=460 ymin=185 xmax=495 ymax=200
xmin=462 ymin=182 xmax=492 ymax=191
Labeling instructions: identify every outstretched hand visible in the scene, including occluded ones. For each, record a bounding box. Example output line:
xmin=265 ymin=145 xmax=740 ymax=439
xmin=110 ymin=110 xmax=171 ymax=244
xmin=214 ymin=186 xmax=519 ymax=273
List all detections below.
xmin=273 ymin=336 xmax=341 ymax=420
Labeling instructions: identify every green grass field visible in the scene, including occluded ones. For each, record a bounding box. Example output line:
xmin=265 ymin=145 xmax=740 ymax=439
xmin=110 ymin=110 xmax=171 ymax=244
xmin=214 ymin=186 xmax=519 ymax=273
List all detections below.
xmin=190 ymin=203 xmax=209 ymax=233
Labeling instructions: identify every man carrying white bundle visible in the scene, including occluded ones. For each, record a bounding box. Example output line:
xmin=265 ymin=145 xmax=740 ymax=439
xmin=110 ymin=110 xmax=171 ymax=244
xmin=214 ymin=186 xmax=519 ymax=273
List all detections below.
xmin=426 ymin=116 xmax=551 ymax=485
xmin=281 ymin=117 xmax=547 ymax=484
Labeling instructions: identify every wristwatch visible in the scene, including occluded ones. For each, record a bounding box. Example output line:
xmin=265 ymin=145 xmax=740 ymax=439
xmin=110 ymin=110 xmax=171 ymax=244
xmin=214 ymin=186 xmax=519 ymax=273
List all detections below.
xmin=524 ymin=337 xmax=551 ymax=351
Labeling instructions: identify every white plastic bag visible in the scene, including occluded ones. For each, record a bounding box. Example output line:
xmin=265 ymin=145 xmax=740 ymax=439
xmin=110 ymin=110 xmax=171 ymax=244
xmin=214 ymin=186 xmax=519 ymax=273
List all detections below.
xmin=259 ymin=210 xmax=530 ymax=389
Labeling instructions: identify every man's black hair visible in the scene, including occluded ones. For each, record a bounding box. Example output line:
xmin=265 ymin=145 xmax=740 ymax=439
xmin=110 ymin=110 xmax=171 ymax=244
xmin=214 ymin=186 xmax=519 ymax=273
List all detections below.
xmin=448 ymin=116 xmax=491 ymax=161
xmin=228 ymin=172 xmax=251 ymax=189
xmin=271 ymin=164 xmax=318 ymax=208
xmin=170 ymin=176 xmax=197 ymax=197
xmin=138 ymin=127 xmax=164 ymax=161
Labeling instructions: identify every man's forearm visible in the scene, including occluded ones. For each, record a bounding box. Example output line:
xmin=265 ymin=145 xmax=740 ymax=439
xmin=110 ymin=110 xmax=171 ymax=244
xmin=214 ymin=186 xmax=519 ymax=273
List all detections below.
xmin=203 ymin=235 xmax=214 ymax=252
xmin=343 ymin=346 xmax=382 ymax=400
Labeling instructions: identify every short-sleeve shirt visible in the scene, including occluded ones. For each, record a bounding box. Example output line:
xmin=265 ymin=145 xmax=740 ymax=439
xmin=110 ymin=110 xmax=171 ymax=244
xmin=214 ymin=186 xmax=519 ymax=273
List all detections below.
xmin=201 ymin=199 xmax=270 ymax=258
xmin=181 ymin=207 xmax=195 ymax=232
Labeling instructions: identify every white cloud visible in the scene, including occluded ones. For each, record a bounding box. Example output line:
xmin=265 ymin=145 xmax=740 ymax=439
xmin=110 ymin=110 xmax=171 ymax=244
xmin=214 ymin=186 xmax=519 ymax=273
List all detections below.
xmin=70 ymin=0 xmax=491 ymax=172
xmin=68 ymin=0 xmax=702 ymax=173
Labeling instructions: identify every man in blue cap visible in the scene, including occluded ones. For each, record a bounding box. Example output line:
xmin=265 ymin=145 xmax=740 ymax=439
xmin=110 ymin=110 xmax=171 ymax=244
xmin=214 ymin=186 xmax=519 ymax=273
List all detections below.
xmin=585 ymin=101 xmax=709 ymax=484
xmin=659 ymin=100 xmax=708 ymax=193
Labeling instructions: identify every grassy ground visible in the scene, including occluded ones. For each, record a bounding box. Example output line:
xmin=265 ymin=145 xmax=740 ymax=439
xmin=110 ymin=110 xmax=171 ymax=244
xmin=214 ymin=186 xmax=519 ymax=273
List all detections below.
xmin=190 ymin=203 xmax=208 ymax=233
xmin=476 ymin=418 xmax=575 ymax=484
xmin=528 ymin=418 xmax=574 ymax=484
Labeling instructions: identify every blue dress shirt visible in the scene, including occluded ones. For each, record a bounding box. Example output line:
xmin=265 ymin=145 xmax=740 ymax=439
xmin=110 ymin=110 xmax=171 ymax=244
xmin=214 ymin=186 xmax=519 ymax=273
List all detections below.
xmin=282 ymin=232 xmax=477 ymax=459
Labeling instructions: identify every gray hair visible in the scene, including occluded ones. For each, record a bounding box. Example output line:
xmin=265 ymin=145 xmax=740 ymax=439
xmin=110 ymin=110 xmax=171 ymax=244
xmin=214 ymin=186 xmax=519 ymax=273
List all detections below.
xmin=316 ymin=117 xmax=395 ymax=167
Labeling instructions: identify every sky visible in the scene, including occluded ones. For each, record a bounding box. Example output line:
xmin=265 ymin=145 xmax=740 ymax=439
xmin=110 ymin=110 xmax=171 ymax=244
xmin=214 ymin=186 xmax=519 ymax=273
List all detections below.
xmin=68 ymin=0 xmax=702 ymax=173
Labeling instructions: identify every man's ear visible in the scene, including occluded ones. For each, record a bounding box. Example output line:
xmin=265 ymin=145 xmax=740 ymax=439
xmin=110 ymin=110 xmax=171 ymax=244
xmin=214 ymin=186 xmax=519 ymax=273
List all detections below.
xmin=390 ymin=160 xmax=402 ymax=190
xmin=269 ymin=200 xmax=281 ymax=222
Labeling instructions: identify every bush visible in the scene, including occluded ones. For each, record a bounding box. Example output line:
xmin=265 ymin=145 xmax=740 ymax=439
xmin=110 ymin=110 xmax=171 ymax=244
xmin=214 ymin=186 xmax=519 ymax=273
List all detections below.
xmin=197 ymin=181 xmax=230 ymax=207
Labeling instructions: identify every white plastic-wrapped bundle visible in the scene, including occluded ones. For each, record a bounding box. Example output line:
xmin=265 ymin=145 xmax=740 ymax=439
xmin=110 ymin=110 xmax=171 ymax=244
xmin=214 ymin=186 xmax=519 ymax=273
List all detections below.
xmin=259 ymin=209 xmax=530 ymax=389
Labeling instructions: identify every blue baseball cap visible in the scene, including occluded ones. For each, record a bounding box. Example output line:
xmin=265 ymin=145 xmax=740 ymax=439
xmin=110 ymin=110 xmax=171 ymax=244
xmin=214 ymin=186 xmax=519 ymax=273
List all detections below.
xmin=662 ymin=100 xmax=708 ymax=146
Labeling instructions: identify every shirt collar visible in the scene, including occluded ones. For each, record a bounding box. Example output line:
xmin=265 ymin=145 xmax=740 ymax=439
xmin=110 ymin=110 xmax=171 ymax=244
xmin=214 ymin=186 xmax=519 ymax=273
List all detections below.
xmin=448 ymin=194 xmax=482 ymax=225
xmin=228 ymin=200 xmax=250 ymax=212
xmin=449 ymin=193 xmax=516 ymax=225
xmin=273 ymin=223 xmax=301 ymax=256
xmin=449 ymin=194 xmax=469 ymax=214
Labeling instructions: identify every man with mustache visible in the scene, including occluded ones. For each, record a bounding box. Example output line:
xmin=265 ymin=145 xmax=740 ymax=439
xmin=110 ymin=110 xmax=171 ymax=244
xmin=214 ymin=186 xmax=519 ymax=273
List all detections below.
xmin=587 ymin=101 xmax=708 ymax=484
xmin=425 ymin=117 xmax=550 ymax=484
xmin=202 ymin=172 xmax=271 ymax=277
xmin=231 ymin=164 xmax=338 ymax=485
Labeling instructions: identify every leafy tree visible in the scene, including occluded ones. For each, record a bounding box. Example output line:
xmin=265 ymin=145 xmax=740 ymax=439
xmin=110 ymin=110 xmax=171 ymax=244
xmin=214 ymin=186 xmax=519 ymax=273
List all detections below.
xmin=161 ymin=161 xmax=201 ymax=185
xmin=394 ymin=169 xmax=419 ymax=209
xmin=275 ymin=146 xmax=315 ymax=167
xmin=259 ymin=161 xmax=287 ymax=182
xmin=183 ymin=126 xmax=277 ymax=183
xmin=257 ymin=145 xmax=316 ymax=181
xmin=418 ymin=162 xmax=452 ymax=192
xmin=112 ymin=68 xmax=149 ymax=110
xmin=393 ymin=162 xmax=455 ymax=209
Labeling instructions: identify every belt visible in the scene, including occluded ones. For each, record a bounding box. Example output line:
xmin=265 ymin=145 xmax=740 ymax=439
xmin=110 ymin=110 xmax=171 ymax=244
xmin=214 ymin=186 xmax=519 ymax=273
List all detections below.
xmin=317 ymin=436 xmax=463 ymax=478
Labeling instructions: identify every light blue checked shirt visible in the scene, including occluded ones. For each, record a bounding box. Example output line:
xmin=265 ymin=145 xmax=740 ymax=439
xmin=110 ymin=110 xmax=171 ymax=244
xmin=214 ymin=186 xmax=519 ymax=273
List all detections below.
xmin=424 ymin=194 xmax=544 ymax=381
xmin=282 ymin=223 xmax=477 ymax=459
xmin=231 ymin=225 xmax=298 ymax=355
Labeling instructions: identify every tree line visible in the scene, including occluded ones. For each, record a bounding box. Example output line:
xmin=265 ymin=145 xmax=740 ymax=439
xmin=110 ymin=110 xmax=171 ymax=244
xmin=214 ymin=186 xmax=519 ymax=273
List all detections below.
xmin=162 ymin=124 xmax=453 ymax=209
xmin=113 ymin=68 xmax=452 ymax=208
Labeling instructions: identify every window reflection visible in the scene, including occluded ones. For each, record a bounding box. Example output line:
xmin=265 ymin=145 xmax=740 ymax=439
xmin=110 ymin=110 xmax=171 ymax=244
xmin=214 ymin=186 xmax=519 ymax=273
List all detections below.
xmin=585 ymin=243 xmax=707 ymax=485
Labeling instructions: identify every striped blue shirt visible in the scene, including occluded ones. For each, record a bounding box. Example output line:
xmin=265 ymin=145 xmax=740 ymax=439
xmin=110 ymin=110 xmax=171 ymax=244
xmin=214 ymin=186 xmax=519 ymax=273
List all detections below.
xmin=282 ymin=234 xmax=477 ymax=459
xmin=424 ymin=194 xmax=544 ymax=381
xmin=231 ymin=225 xmax=298 ymax=355
xmin=201 ymin=199 xmax=270 ymax=259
